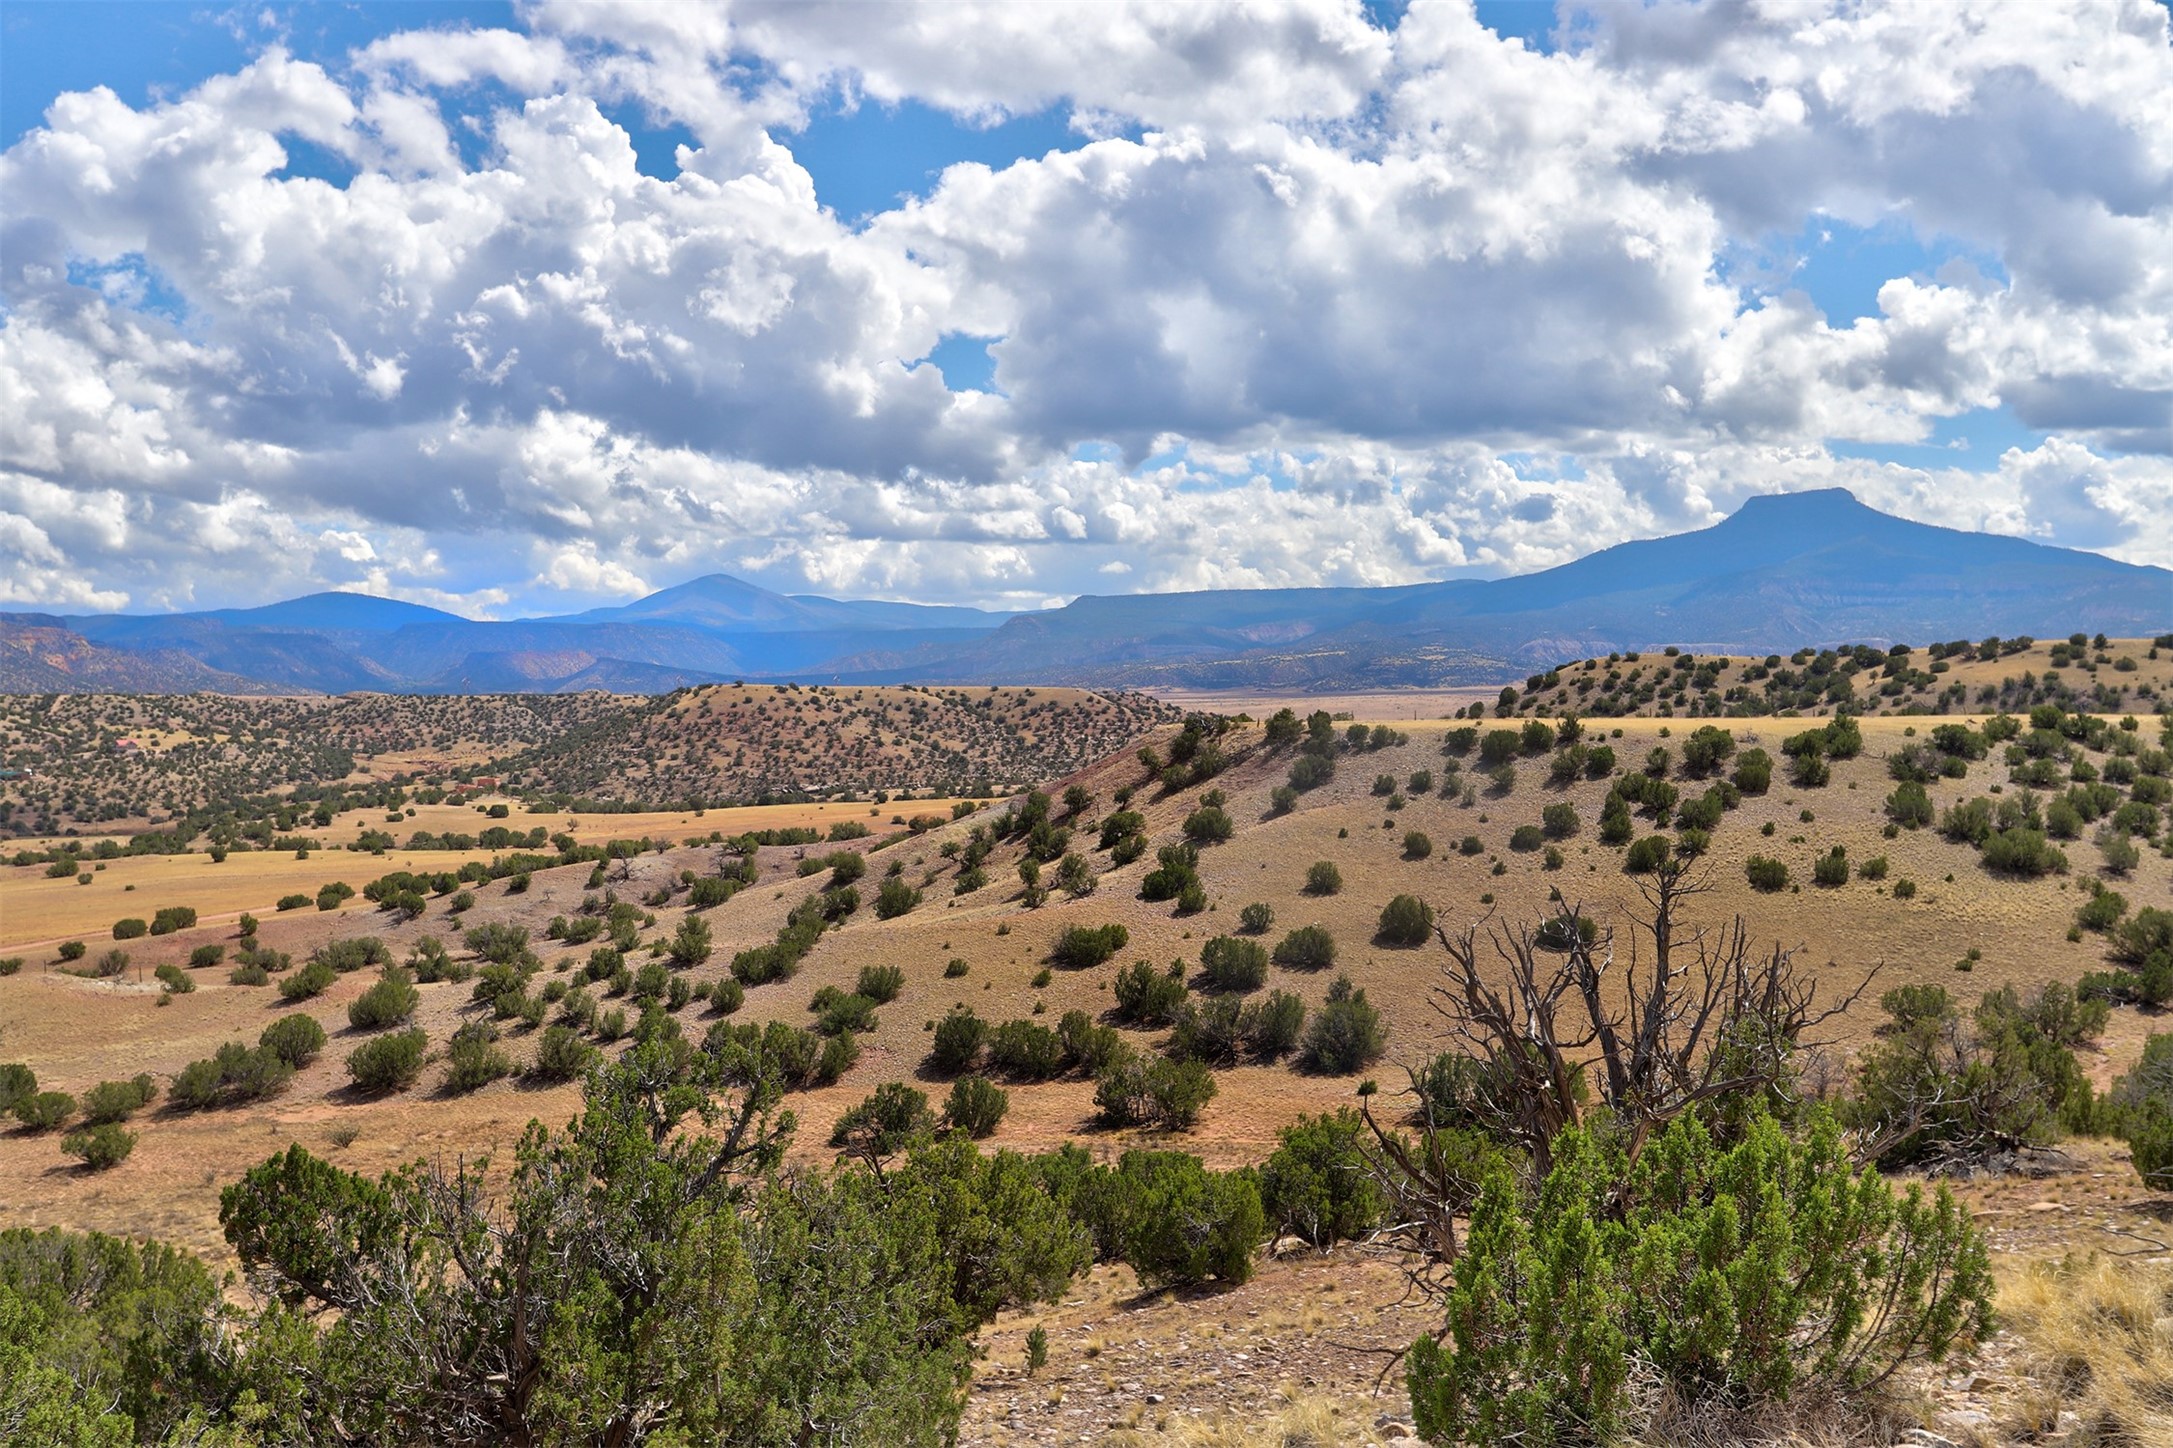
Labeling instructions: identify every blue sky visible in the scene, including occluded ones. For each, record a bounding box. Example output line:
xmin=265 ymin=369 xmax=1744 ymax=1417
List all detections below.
xmin=2 ymin=0 xmax=2166 ymax=615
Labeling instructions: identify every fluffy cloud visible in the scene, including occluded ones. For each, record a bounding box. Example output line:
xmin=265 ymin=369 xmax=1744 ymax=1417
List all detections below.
xmin=2 ymin=0 xmax=2168 ymax=617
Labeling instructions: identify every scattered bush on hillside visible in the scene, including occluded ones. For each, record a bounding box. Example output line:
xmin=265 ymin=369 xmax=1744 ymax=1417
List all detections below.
xmin=1260 ymin=1110 xmax=1383 ymax=1248
xmin=1377 ymin=894 xmax=1435 ymax=946
xmin=928 ymin=1007 xmax=989 ymax=1076
xmin=443 ymin=1022 xmax=513 ymax=1094
xmin=1113 ymin=960 xmax=1189 ymax=1025
xmin=1093 ymin=1056 xmax=1218 ymax=1131
xmin=1050 ymin=923 xmax=1129 ymax=969
xmin=61 ymin=1123 xmax=136 ymax=1170
xmin=1850 ymin=983 xmax=2106 ymax=1170
xmin=1301 ymin=975 xmax=1386 ymax=1073
xmin=79 ymin=1075 xmax=157 ymax=1126
xmin=1199 ymin=935 xmax=1270 ymax=992
xmin=944 ymin=1075 xmax=1010 ymax=1139
xmin=874 ymin=877 xmax=922 ymax=919
xmin=1812 ymin=846 xmax=1851 ymax=887
xmin=346 ymin=1029 xmax=428 ymax=1094
xmin=1744 ymin=855 xmax=1790 ymax=892
xmin=348 ymin=966 xmax=419 ymax=1030
xmin=1272 ymin=925 xmax=1337 ymax=971
xmin=1109 ymin=1151 xmax=1262 ymax=1287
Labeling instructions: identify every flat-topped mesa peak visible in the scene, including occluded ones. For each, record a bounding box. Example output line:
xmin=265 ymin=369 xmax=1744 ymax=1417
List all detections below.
xmin=1724 ymin=487 xmax=1878 ymax=524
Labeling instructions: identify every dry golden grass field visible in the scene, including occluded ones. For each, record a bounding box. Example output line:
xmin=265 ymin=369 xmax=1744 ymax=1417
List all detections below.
xmin=3 ymin=678 xmax=2170 ymax=1444
xmin=0 ymin=796 xmax=973 ymax=952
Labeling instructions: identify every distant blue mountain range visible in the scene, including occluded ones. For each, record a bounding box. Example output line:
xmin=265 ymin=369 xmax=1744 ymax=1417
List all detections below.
xmin=4 ymin=490 xmax=2166 ymax=694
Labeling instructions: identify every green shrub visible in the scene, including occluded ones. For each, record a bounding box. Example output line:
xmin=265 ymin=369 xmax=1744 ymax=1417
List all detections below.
xmin=856 ymin=963 xmax=906 ymax=1003
xmin=170 ymin=1043 xmax=293 ymax=1109
xmin=314 ymin=936 xmax=390 ymax=973
xmin=348 ymin=966 xmax=419 ymax=1030
xmin=1199 ymin=935 xmax=1269 ymax=992
xmin=1403 ymin=831 xmax=1433 ymax=860
xmin=276 ymin=894 xmax=310 ymax=911
xmin=442 ymin=1022 xmax=512 ymax=1094
xmin=61 ymin=1123 xmax=136 ymax=1170
xmin=2131 ymin=1107 xmax=2173 ymax=1190
xmin=1113 ymin=960 xmax=1189 ymax=1025
xmin=1238 ymin=902 xmax=1275 ymax=934
xmin=875 ymin=877 xmax=923 ymax=919
xmin=15 ymin=1090 xmax=75 ymax=1131
xmin=112 ymin=917 xmax=148 ymax=940
xmin=1405 ymin=1114 xmax=1991 ymax=1445
xmin=346 ymin=1029 xmax=428 ymax=1094
xmin=1744 ymin=855 xmax=1790 ymax=892
xmin=1509 ymin=825 xmax=1544 ymax=852
xmin=79 ymin=1075 xmax=156 ymax=1126
xmin=154 ymin=963 xmax=195 ymax=994
xmin=1376 ymin=894 xmax=1434 ymax=946
xmin=1893 ymin=878 xmax=1918 ymax=899
xmin=943 ymin=957 xmax=969 ymax=979
xmin=1732 ymin=748 xmax=1773 ymax=794
xmin=1166 ymin=997 xmax=1247 ymax=1064
xmin=944 ymin=1075 xmax=1010 ymax=1139
xmin=277 ymin=958 xmax=338 ymax=1002
xmin=1114 ymin=1151 xmax=1262 ymax=1287
xmin=1050 ymin=923 xmax=1129 ymax=969
xmin=1540 ymin=803 xmax=1580 ymax=839
xmin=665 ymin=916 xmax=713 ymax=969
xmin=1272 ymin=925 xmax=1337 ymax=971
xmin=1883 ymin=780 xmax=1935 ymax=828
xmin=1623 ymin=834 xmax=1671 ymax=873
xmin=1241 ymin=991 xmax=1308 ymax=1059
xmin=260 ymin=1014 xmax=328 ymax=1068
xmin=1093 ymin=1057 xmax=1218 ymax=1131
xmin=987 ymin=1020 xmax=1065 ymax=1080
xmin=1304 ymin=860 xmax=1343 ymax=895
xmin=1812 ymin=847 xmax=1851 ymax=887
xmin=828 ymin=1082 xmax=934 ymax=1158
xmin=1288 ymin=754 xmax=1334 ymax=792
xmin=814 ymin=992 xmax=880 ymax=1037
xmin=1048 ymin=1010 xmax=1124 ymax=1077
xmin=815 ymin=1031 xmax=859 ymax=1085
xmin=929 ymin=1007 xmax=988 ymax=1076
xmin=1301 ymin=976 xmax=1386 ymax=1074
xmin=0 ymin=1062 xmax=35 ymax=1115
xmin=1981 ymin=827 xmax=2066 ymax=876
xmin=1182 ymin=805 xmax=1235 ymax=844
xmin=1260 ymin=1109 xmax=1383 ymax=1247
xmin=531 ymin=1025 xmax=595 ymax=1082
xmin=57 ymin=940 xmax=87 ymax=961
xmin=149 ymin=906 xmax=197 ymax=935
xmin=1851 ymin=984 xmax=2103 ymax=1166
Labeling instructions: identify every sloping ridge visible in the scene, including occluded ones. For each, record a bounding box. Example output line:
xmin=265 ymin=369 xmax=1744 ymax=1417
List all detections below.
xmin=20 ymin=491 xmax=2170 ymax=694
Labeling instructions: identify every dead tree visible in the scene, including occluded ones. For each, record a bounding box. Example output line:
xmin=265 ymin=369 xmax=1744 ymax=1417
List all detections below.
xmin=1369 ymin=860 xmax=1874 ymax=1250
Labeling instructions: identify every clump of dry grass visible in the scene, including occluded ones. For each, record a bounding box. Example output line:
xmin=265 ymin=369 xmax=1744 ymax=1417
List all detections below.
xmin=1624 ymin=1379 xmax=1907 ymax=1448
xmin=1998 ymin=1254 xmax=2173 ymax=1448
